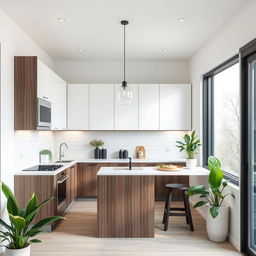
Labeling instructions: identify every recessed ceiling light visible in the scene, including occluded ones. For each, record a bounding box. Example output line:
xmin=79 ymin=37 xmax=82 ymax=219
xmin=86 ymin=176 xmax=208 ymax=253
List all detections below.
xmin=57 ymin=17 xmax=66 ymax=22
xmin=162 ymin=48 xmax=168 ymax=52
xmin=77 ymin=48 xmax=83 ymax=52
xmin=177 ymin=17 xmax=185 ymax=22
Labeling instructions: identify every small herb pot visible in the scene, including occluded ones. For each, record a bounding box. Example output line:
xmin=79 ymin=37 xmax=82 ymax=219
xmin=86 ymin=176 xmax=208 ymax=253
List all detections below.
xmin=5 ymin=245 xmax=31 ymax=256
xmin=186 ymin=158 xmax=197 ymax=169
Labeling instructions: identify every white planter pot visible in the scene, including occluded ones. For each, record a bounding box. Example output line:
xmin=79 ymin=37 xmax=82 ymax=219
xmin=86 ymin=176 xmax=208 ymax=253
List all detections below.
xmin=5 ymin=245 xmax=31 ymax=256
xmin=206 ymin=205 xmax=229 ymax=242
xmin=186 ymin=158 xmax=197 ymax=169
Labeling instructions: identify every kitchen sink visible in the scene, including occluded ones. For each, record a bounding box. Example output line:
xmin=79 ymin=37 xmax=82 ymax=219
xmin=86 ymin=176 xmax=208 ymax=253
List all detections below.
xmin=113 ymin=167 xmax=144 ymax=171
xmin=55 ymin=160 xmax=74 ymax=163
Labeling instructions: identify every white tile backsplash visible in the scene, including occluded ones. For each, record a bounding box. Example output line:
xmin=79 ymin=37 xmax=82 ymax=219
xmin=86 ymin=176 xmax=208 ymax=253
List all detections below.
xmin=14 ymin=131 xmax=54 ymax=170
xmin=53 ymin=131 xmax=187 ymax=160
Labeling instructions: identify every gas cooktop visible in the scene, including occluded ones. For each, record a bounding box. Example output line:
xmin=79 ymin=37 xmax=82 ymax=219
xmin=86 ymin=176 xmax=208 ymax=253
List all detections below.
xmin=23 ymin=164 xmax=63 ymax=171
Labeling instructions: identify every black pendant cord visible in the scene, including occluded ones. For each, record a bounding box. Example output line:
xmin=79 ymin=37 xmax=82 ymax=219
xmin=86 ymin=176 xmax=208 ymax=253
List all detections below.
xmin=123 ymin=23 xmax=126 ymax=86
xmin=121 ymin=20 xmax=128 ymax=88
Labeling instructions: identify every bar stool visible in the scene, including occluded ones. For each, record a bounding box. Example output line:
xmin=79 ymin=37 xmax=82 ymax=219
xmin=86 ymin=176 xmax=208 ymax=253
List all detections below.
xmin=162 ymin=183 xmax=194 ymax=231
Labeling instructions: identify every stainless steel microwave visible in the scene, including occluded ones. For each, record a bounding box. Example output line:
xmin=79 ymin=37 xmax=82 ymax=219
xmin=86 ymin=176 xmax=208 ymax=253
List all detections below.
xmin=37 ymin=98 xmax=51 ymax=129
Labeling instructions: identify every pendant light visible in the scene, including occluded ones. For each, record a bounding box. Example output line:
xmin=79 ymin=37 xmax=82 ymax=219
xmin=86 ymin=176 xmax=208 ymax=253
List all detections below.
xmin=118 ymin=20 xmax=132 ymax=105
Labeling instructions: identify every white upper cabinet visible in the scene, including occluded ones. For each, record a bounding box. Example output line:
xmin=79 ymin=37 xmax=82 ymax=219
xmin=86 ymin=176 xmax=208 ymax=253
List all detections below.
xmin=90 ymin=84 xmax=114 ymax=130
xmin=159 ymin=84 xmax=191 ymax=130
xmin=139 ymin=84 xmax=159 ymax=130
xmin=37 ymin=60 xmax=53 ymax=101
xmin=68 ymin=84 xmax=89 ymax=130
xmin=50 ymin=74 xmax=67 ymax=130
xmin=114 ymin=84 xmax=138 ymax=130
xmin=37 ymin=60 xmax=67 ymax=130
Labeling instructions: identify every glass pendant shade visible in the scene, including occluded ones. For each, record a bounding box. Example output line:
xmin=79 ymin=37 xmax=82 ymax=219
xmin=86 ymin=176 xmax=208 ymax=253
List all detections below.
xmin=118 ymin=85 xmax=132 ymax=105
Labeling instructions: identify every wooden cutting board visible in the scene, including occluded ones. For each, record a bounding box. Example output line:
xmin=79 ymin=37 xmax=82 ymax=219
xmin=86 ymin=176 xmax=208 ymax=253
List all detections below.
xmin=156 ymin=166 xmax=182 ymax=172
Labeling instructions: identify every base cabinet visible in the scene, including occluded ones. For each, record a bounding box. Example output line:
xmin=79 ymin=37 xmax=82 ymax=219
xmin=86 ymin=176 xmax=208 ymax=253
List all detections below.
xmin=14 ymin=164 xmax=77 ymax=224
xmin=77 ymin=162 xmax=187 ymax=200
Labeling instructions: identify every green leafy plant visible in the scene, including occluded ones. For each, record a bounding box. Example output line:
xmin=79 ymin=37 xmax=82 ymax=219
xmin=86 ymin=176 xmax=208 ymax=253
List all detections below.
xmin=0 ymin=182 xmax=65 ymax=249
xmin=39 ymin=149 xmax=52 ymax=161
xmin=90 ymin=139 xmax=104 ymax=148
xmin=188 ymin=156 xmax=235 ymax=218
xmin=176 ymin=131 xmax=201 ymax=159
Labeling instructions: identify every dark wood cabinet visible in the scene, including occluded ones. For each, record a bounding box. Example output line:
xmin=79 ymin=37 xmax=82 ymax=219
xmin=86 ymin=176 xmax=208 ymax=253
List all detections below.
xmin=77 ymin=163 xmax=99 ymax=197
xmin=14 ymin=175 xmax=57 ymax=223
xmin=77 ymin=162 xmax=187 ymax=200
xmin=14 ymin=164 xmax=77 ymax=224
xmin=69 ymin=165 xmax=77 ymax=202
xmin=14 ymin=56 xmax=38 ymax=130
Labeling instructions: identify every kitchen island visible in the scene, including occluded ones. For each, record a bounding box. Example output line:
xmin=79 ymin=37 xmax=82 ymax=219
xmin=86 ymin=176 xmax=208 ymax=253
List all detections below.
xmin=97 ymin=166 xmax=209 ymax=238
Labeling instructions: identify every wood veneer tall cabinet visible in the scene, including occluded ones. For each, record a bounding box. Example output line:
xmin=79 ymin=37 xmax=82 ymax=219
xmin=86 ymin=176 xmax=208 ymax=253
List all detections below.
xmin=14 ymin=56 xmax=37 ymax=130
xmin=14 ymin=56 xmax=67 ymax=130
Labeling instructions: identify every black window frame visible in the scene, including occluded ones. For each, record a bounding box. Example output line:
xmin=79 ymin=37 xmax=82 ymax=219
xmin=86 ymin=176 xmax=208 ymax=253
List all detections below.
xmin=203 ymin=54 xmax=240 ymax=185
xmin=240 ymin=37 xmax=256 ymax=256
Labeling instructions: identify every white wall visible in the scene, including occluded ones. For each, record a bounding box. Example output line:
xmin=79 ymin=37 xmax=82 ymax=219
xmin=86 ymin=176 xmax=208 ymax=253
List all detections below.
xmin=189 ymin=0 xmax=256 ymax=250
xmin=0 ymin=8 xmax=55 ymax=216
xmin=53 ymin=131 xmax=186 ymax=160
xmin=54 ymin=60 xmax=190 ymax=84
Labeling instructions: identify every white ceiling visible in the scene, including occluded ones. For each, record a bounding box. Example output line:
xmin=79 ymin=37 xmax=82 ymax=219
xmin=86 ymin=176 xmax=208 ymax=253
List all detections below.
xmin=0 ymin=0 xmax=248 ymax=60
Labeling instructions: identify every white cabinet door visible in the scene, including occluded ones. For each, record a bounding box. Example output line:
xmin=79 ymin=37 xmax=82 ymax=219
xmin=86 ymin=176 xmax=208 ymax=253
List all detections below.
xmin=90 ymin=84 xmax=114 ymax=130
xmin=139 ymin=84 xmax=159 ymax=130
xmin=51 ymin=75 xmax=67 ymax=130
xmin=68 ymin=84 xmax=89 ymax=130
xmin=114 ymin=84 xmax=138 ymax=130
xmin=160 ymin=84 xmax=191 ymax=130
xmin=37 ymin=60 xmax=52 ymax=101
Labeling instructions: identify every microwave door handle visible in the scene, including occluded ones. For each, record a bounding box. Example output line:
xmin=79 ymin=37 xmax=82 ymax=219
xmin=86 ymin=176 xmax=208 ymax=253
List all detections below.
xmin=57 ymin=175 xmax=69 ymax=184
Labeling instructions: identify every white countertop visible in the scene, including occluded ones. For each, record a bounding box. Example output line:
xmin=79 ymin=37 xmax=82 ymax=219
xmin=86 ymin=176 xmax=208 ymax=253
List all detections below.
xmin=97 ymin=166 xmax=209 ymax=176
xmin=15 ymin=161 xmax=77 ymax=176
xmin=15 ymin=158 xmax=186 ymax=176
xmin=75 ymin=158 xmax=186 ymax=163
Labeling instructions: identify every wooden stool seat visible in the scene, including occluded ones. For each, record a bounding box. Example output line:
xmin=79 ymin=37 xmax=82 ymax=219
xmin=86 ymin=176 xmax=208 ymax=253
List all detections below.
xmin=162 ymin=183 xmax=194 ymax=232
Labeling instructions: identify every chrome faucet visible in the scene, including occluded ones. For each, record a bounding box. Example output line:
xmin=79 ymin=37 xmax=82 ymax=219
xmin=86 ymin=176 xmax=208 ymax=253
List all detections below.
xmin=128 ymin=157 xmax=132 ymax=170
xmin=59 ymin=143 xmax=68 ymax=160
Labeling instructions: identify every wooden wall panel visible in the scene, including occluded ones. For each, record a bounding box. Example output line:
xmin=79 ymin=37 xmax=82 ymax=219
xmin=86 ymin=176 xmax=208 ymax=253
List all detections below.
xmin=14 ymin=56 xmax=37 ymax=130
xmin=97 ymin=175 xmax=155 ymax=238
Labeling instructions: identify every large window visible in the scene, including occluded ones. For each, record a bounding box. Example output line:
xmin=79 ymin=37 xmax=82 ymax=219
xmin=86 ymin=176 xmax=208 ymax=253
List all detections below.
xmin=203 ymin=55 xmax=240 ymax=184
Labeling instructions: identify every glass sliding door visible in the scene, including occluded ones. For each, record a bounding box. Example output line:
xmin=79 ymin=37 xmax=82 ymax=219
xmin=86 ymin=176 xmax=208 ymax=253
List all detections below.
xmin=241 ymin=39 xmax=256 ymax=256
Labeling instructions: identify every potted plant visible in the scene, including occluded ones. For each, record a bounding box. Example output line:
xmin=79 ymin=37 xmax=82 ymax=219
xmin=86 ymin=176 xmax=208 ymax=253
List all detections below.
xmin=90 ymin=139 xmax=104 ymax=159
xmin=188 ymin=156 xmax=235 ymax=242
xmin=176 ymin=130 xmax=201 ymax=169
xmin=0 ymin=182 xmax=65 ymax=256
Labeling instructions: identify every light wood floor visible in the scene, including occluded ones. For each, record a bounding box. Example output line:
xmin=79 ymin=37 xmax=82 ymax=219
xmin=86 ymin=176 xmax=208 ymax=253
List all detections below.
xmin=31 ymin=200 xmax=240 ymax=256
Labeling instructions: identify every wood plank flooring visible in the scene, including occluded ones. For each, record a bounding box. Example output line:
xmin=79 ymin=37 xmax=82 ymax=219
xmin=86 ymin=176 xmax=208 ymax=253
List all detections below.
xmin=30 ymin=200 xmax=240 ymax=256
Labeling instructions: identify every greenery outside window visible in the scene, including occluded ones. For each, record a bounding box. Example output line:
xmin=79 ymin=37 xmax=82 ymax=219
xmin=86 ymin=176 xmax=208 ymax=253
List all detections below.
xmin=203 ymin=55 xmax=240 ymax=185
